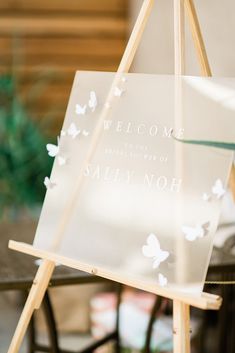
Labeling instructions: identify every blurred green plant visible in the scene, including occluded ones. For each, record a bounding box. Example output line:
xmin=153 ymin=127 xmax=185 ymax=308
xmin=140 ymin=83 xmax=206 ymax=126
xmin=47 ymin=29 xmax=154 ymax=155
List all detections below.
xmin=0 ymin=74 xmax=53 ymax=219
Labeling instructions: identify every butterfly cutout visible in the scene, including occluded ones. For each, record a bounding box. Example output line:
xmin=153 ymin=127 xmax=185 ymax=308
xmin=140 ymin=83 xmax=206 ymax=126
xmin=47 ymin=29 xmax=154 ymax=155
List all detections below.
xmin=88 ymin=91 xmax=97 ymax=112
xmin=142 ymin=233 xmax=169 ymax=268
xmin=67 ymin=123 xmax=80 ymax=139
xmin=44 ymin=177 xmax=56 ymax=189
xmin=35 ymin=259 xmax=61 ymax=267
xmin=182 ymin=222 xmax=210 ymax=241
xmin=46 ymin=137 xmax=67 ymax=166
xmin=114 ymin=86 xmax=124 ymax=97
xmin=46 ymin=143 xmax=59 ymax=157
xmin=75 ymin=104 xmax=87 ymax=116
xmin=104 ymin=102 xmax=111 ymax=109
xmin=212 ymin=179 xmax=225 ymax=199
xmin=158 ymin=273 xmax=168 ymax=287
xmin=82 ymin=130 xmax=90 ymax=137
xmin=202 ymin=193 xmax=211 ymax=202
xmin=58 ymin=156 xmax=67 ymax=166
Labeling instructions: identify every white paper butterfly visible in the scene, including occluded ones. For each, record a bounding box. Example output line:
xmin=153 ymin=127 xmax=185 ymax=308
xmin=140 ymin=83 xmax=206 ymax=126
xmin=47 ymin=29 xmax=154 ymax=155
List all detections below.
xmin=75 ymin=104 xmax=87 ymax=116
xmin=114 ymin=86 xmax=124 ymax=97
xmin=46 ymin=143 xmax=59 ymax=157
xmin=88 ymin=91 xmax=97 ymax=112
xmin=67 ymin=123 xmax=80 ymax=139
xmin=202 ymin=193 xmax=211 ymax=202
xmin=182 ymin=222 xmax=210 ymax=241
xmin=104 ymin=102 xmax=111 ymax=109
xmin=58 ymin=156 xmax=67 ymax=166
xmin=35 ymin=259 xmax=61 ymax=267
xmin=142 ymin=233 xmax=169 ymax=269
xmin=44 ymin=177 xmax=56 ymax=189
xmin=212 ymin=179 xmax=225 ymax=199
xmin=158 ymin=273 xmax=168 ymax=287
xmin=82 ymin=130 xmax=90 ymax=137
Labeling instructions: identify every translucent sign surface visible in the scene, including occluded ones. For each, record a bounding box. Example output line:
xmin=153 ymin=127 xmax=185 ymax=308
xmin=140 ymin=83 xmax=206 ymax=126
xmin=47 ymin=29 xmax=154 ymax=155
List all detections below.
xmin=34 ymin=72 xmax=235 ymax=295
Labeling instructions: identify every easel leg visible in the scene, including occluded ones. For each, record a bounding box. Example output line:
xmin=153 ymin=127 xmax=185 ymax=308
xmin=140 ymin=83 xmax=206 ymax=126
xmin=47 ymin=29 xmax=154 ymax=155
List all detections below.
xmin=8 ymin=1 xmax=156 ymax=352
xmin=184 ymin=0 xmax=211 ymax=76
xmin=185 ymin=0 xmax=235 ymax=198
xmin=7 ymin=260 xmax=55 ymax=353
xmin=174 ymin=0 xmax=185 ymax=75
xmin=173 ymin=300 xmax=191 ymax=353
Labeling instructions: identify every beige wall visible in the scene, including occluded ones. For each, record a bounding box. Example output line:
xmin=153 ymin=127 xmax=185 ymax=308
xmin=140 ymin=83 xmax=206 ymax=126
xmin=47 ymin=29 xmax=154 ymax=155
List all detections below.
xmin=130 ymin=0 xmax=235 ymax=76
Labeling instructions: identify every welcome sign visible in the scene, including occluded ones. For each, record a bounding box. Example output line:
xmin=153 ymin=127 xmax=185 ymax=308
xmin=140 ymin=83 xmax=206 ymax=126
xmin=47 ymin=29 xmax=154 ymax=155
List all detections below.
xmin=34 ymin=72 xmax=235 ymax=295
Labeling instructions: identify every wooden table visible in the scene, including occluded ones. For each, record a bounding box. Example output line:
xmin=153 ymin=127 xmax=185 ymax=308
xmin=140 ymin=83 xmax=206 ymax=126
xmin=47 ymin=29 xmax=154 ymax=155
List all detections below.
xmin=0 ymin=220 xmax=120 ymax=353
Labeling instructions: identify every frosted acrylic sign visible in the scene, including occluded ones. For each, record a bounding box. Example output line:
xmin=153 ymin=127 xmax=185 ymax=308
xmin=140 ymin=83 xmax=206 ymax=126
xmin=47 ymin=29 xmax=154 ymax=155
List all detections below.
xmin=34 ymin=72 xmax=235 ymax=295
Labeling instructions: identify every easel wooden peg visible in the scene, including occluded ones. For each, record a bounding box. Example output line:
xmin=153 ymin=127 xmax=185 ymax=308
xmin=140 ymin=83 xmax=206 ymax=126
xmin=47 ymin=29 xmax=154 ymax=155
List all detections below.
xmin=8 ymin=1 xmax=224 ymax=353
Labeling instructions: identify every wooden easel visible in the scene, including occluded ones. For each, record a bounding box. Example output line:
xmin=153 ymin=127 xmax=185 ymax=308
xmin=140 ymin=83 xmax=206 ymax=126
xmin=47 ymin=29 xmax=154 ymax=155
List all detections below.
xmin=7 ymin=1 xmax=225 ymax=352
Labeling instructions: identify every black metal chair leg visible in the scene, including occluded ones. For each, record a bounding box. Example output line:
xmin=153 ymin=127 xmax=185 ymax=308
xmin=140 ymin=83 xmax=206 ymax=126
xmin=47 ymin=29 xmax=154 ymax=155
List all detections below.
xmin=115 ymin=283 xmax=122 ymax=353
xmin=28 ymin=311 xmax=36 ymax=353
xmin=26 ymin=285 xmax=123 ymax=353
xmin=143 ymin=295 xmax=163 ymax=353
xmin=218 ymin=275 xmax=229 ymax=353
xmin=232 ymin=281 xmax=235 ymax=353
xmin=42 ymin=290 xmax=60 ymax=353
xmin=22 ymin=290 xmax=36 ymax=353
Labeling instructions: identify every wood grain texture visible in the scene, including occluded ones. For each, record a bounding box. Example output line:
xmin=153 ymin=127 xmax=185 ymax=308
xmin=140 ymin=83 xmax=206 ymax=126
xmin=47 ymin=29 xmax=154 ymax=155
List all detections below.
xmin=0 ymin=0 xmax=128 ymax=131
xmin=0 ymin=38 xmax=125 ymax=56
xmin=0 ymin=16 xmax=127 ymax=37
xmin=0 ymin=0 xmax=126 ymax=13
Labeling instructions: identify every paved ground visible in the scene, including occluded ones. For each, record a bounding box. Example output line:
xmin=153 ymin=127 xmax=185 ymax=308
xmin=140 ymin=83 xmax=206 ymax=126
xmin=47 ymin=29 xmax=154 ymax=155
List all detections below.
xmin=0 ymin=292 xmax=94 ymax=353
xmin=0 ymin=292 xmax=27 ymax=353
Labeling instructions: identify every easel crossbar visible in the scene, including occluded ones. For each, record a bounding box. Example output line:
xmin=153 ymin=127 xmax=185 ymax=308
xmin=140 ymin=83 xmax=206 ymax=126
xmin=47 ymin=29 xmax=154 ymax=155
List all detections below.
xmin=9 ymin=240 xmax=222 ymax=311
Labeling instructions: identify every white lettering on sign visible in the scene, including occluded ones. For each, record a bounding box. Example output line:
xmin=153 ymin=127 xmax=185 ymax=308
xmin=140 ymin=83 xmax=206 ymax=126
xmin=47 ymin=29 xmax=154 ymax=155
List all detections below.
xmin=162 ymin=127 xmax=173 ymax=138
xmin=103 ymin=120 xmax=113 ymax=130
xmin=170 ymin=178 xmax=182 ymax=192
xmin=83 ymin=164 xmax=180 ymax=191
xmin=83 ymin=164 xmax=134 ymax=184
xmin=144 ymin=173 xmax=182 ymax=192
xmin=103 ymin=120 xmax=183 ymax=138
